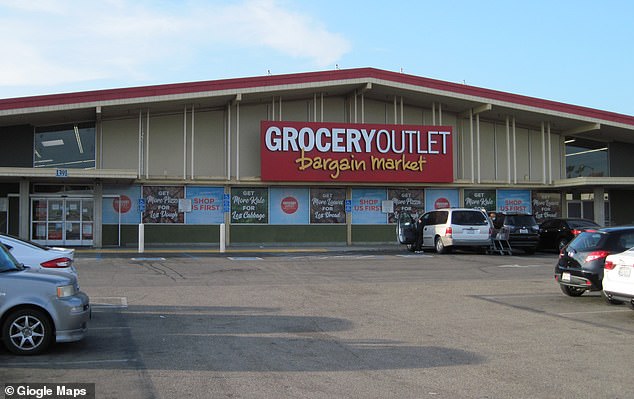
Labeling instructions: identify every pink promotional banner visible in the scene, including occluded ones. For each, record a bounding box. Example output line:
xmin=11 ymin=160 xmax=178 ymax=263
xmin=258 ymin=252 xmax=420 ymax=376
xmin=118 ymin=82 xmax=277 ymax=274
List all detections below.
xmin=261 ymin=121 xmax=453 ymax=183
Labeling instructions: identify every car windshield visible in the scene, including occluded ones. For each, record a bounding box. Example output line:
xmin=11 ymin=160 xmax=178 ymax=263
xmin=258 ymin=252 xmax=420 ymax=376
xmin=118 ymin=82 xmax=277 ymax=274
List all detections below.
xmin=452 ymin=211 xmax=488 ymax=226
xmin=567 ymin=220 xmax=599 ymax=229
xmin=505 ymin=215 xmax=536 ymax=226
xmin=1 ymin=234 xmax=51 ymax=251
xmin=0 ymin=243 xmax=23 ymax=272
xmin=568 ymin=231 xmax=606 ymax=252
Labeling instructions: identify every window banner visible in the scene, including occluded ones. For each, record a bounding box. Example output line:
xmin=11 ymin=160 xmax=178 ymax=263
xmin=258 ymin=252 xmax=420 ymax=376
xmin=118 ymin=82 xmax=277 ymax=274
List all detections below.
xmin=387 ymin=188 xmax=424 ymax=223
xmin=532 ymin=192 xmax=561 ymax=222
xmin=310 ymin=188 xmax=346 ymax=224
xmin=102 ymin=185 xmax=142 ymax=225
xmin=231 ymin=187 xmax=268 ymax=224
xmin=425 ymin=189 xmax=459 ymax=210
xmin=463 ymin=189 xmax=496 ymax=212
xmin=351 ymin=188 xmax=387 ymax=224
xmin=261 ymin=121 xmax=453 ymax=183
xmin=496 ymin=189 xmax=532 ymax=213
xmin=142 ymin=186 xmax=185 ymax=223
xmin=270 ymin=187 xmax=309 ymax=225
xmin=185 ymin=186 xmax=225 ymax=224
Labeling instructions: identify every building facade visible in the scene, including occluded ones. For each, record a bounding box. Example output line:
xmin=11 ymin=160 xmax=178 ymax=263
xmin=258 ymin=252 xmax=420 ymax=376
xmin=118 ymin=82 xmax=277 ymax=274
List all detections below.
xmin=1 ymin=68 xmax=633 ymax=247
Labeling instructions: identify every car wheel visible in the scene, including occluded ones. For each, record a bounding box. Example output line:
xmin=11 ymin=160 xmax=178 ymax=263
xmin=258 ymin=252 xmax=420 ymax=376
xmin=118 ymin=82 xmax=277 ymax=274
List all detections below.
xmin=406 ymin=244 xmax=416 ymax=252
xmin=2 ymin=308 xmax=53 ymax=355
xmin=557 ymin=238 xmax=569 ymax=251
xmin=601 ymin=291 xmax=623 ymax=305
xmin=435 ymin=237 xmax=449 ymax=254
xmin=559 ymin=285 xmax=585 ymax=297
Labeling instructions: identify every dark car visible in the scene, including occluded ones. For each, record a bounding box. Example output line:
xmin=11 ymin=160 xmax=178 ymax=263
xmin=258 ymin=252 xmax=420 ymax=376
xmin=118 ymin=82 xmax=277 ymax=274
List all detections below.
xmin=554 ymin=226 xmax=634 ymax=300
xmin=491 ymin=213 xmax=540 ymax=254
xmin=538 ymin=218 xmax=600 ymax=251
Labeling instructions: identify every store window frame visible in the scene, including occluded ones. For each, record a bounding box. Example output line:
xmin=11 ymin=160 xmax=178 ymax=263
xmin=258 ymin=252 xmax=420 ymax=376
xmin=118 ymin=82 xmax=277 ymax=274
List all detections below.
xmin=564 ymin=138 xmax=609 ymax=178
xmin=33 ymin=122 xmax=96 ymax=169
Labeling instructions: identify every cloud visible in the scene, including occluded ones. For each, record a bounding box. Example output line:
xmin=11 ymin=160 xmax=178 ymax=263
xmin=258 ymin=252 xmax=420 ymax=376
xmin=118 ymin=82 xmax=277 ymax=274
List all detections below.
xmin=212 ymin=0 xmax=350 ymax=67
xmin=0 ymin=0 xmax=350 ymax=90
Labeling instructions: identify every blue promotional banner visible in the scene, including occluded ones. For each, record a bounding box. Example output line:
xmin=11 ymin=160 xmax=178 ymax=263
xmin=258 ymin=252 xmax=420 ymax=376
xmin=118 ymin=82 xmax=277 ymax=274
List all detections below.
xmin=186 ymin=186 xmax=225 ymax=224
xmin=351 ymin=188 xmax=386 ymax=224
xmin=497 ymin=189 xmax=532 ymax=213
xmin=102 ymin=185 xmax=141 ymax=224
xmin=269 ymin=187 xmax=309 ymax=224
xmin=425 ymin=189 xmax=459 ymax=211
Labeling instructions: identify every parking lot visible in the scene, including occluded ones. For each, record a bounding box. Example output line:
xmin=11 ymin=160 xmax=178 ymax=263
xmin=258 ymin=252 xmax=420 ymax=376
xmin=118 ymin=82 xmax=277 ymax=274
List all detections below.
xmin=2 ymin=247 xmax=634 ymax=399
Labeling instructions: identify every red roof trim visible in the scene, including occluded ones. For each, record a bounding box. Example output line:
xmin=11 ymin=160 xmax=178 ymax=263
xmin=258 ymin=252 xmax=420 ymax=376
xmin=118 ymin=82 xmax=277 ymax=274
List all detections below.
xmin=1 ymin=67 xmax=633 ymax=126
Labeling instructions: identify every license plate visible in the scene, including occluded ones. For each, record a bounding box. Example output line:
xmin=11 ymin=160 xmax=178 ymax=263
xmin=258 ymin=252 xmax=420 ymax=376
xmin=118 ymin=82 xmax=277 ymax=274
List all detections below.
xmin=465 ymin=229 xmax=475 ymax=234
xmin=520 ymin=228 xmax=528 ymax=234
xmin=562 ymin=272 xmax=571 ymax=281
xmin=618 ymin=267 xmax=631 ymax=278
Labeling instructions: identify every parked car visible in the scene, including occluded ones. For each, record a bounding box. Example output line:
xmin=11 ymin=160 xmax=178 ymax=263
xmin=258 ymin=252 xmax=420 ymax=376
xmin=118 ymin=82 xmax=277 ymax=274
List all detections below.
xmin=602 ymin=249 xmax=634 ymax=308
xmin=0 ymin=234 xmax=76 ymax=276
xmin=554 ymin=226 xmax=634 ymax=299
xmin=538 ymin=218 xmax=600 ymax=251
xmin=397 ymin=208 xmax=492 ymax=254
xmin=490 ymin=213 xmax=540 ymax=254
xmin=0 ymin=243 xmax=90 ymax=355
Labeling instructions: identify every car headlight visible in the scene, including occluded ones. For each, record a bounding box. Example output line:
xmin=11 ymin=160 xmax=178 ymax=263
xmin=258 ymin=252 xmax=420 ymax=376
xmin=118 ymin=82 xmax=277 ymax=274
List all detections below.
xmin=57 ymin=284 xmax=76 ymax=298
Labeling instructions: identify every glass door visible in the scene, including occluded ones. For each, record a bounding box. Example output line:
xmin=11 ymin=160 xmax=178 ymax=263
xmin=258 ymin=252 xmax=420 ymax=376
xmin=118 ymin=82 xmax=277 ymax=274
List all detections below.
xmin=47 ymin=199 xmax=64 ymax=245
xmin=31 ymin=198 xmax=93 ymax=246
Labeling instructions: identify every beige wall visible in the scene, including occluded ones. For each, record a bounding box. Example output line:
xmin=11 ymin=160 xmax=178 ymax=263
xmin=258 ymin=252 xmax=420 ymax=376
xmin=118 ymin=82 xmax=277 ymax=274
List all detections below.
xmin=98 ymin=93 xmax=565 ymax=186
xmin=147 ymin=113 xmax=184 ymax=178
xmin=190 ymin=109 xmax=225 ymax=179
xmin=101 ymin=117 xmax=139 ymax=170
xmin=494 ymin=122 xmax=510 ymax=181
xmin=234 ymin=103 xmax=267 ymax=178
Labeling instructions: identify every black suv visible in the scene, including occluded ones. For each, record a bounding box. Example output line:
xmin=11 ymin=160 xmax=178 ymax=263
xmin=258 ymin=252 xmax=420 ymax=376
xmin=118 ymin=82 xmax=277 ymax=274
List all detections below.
xmin=555 ymin=227 xmax=634 ymax=299
xmin=491 ymin=213 xmax=540 ymax=254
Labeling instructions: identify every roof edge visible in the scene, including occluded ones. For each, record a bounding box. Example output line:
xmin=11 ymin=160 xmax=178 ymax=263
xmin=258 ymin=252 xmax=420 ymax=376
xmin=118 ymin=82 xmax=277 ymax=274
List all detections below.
xmin=1 ymin=67 xmax=633 ymax=127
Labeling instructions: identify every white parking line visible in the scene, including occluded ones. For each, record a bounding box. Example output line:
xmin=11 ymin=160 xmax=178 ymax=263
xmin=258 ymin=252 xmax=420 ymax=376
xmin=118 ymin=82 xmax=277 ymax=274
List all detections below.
xmin=91 ymin=296 xmax=128 ymax=308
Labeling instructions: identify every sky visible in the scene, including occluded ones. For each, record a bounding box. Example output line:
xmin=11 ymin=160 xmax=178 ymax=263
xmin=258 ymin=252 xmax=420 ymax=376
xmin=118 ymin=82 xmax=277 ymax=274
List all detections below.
xmin=1 ymin=0 xmax=633 ymax=116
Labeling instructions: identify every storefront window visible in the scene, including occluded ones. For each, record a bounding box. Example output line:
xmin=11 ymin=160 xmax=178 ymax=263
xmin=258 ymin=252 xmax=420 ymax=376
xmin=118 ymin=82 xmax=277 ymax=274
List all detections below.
xmin=33 ymin=123 xmax=95 ymax=169
xmin=565 ymin=138 xmax=608 ymax=178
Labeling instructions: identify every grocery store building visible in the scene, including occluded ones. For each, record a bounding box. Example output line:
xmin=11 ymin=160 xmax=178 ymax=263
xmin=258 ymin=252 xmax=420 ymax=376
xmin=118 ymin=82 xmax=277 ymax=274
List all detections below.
xmin=1 ymin=68 xmax=634 ymax=248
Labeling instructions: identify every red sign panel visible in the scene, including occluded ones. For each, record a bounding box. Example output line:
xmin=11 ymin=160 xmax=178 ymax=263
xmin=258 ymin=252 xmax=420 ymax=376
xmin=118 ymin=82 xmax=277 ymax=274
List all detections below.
xmin=261 ymin=121 xmax=453 ymax=183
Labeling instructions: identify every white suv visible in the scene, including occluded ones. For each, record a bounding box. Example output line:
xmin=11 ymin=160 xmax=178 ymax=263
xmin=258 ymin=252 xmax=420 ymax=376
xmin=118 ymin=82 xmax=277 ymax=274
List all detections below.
xmin=397 ymin=208 xmax=492 ymax=254
xmin=603 ymin=248 xmax=634 ymax=308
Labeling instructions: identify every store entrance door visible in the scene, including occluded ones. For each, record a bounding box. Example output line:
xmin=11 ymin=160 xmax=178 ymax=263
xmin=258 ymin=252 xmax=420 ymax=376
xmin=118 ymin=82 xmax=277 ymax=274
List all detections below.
xmin=31 ymin=198 xmax=94 ymax=246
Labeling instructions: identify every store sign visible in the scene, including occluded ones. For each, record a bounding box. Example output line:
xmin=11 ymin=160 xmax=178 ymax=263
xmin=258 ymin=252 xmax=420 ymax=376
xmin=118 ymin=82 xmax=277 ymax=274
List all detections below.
xmin=261 ymin=121 xmax=453 ymax=183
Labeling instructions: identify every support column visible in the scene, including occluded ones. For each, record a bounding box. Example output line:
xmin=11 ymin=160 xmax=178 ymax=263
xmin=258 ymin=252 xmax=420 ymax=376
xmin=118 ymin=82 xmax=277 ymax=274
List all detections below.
xmin=94 ymin=182 xmax=103 ymax=248
xmin=594 ymin=187 xmax=605 ymax=226
xmin=19 ymin=180 xmax=29 ymax=240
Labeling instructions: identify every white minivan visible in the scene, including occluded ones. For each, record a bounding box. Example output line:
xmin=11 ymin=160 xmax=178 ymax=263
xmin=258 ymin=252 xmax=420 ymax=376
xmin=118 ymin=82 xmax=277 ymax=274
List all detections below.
xmin=397 ymin=208 xmax=492 ymax=253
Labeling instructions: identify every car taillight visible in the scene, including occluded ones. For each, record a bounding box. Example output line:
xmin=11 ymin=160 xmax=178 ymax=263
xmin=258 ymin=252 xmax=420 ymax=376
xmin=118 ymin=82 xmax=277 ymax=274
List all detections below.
xmin=41 ymin=257 xmax=72 ymax=268
xmin=445 ymin=227 xmax=452 ymax=237
xmin=585 ymin=251 xmax=610 ymax=263
xmin=604 ymin=260 xmax=616 ymax=270
xmin=571 ymin=229 xmax=582 ymax=235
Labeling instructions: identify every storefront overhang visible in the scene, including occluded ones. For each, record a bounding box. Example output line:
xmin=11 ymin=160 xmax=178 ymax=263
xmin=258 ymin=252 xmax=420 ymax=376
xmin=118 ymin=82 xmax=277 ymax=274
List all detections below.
xmin=0 ymin=167 xmax=138 ymax=182
xmin=552 ymin=176 xmax=634 ymax=189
